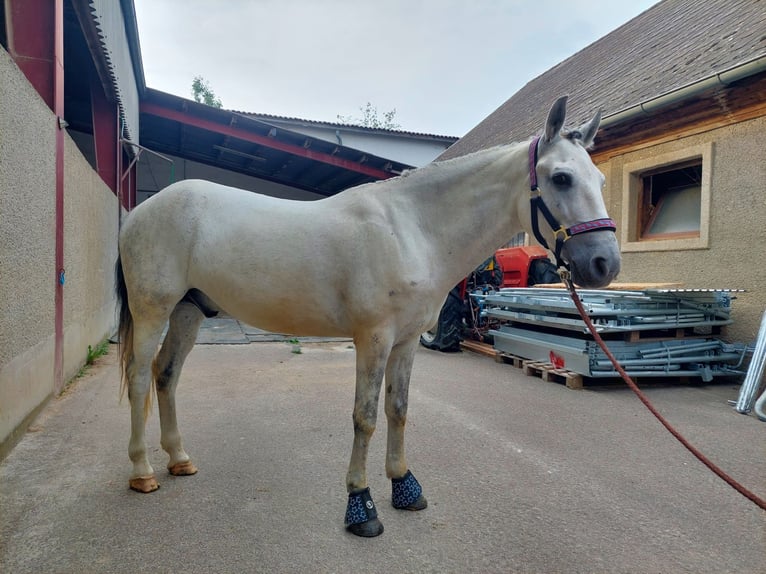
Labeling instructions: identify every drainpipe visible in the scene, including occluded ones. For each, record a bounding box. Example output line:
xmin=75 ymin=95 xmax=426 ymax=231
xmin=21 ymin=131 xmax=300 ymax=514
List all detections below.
xmin=53 ymin=0 xmax=65 ymax=392
xmin=601 ymin=54 xmax=766 ymax=128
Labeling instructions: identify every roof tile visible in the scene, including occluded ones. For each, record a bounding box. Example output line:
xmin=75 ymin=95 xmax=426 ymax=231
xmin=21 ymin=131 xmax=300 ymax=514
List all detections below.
xmin=442 ymin=0 xmax=766 ymax=159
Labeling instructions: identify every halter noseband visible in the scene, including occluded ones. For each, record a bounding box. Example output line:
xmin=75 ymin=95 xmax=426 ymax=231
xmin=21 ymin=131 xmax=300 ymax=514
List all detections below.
xmin=528 ymin=135 xmax=616 ymax=269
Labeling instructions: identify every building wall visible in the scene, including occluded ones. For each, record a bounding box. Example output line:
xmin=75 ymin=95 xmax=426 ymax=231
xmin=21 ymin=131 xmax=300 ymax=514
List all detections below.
xmin=252 ymin=119 xmax=454 ymax=167
xmin=0 ymin=47 xmax=57 ymax=450
xmin=62 ymin=135 xmax=119 ymax=380
xmin=0 ymin=47 xmax=119 ymax=453
xmin=599 ymin=115 xmax=766 ymax=343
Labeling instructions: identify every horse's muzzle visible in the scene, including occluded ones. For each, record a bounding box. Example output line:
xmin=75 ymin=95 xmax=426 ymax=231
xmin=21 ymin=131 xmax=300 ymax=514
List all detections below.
xmin=563 ymin=230 xmax=621 ymax=288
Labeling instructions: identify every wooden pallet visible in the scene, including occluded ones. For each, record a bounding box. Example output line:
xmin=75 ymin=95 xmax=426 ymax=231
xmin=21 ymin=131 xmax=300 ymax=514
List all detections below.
xmin=494 ymin=351 xmax=525 ymax=368
xmin=496 ymin=351 xmax=583 ymax=389
xmin=621 ymin=326 xmax=723 ymax=343
xmin=522 ymin=360 xmax=584 ymax=389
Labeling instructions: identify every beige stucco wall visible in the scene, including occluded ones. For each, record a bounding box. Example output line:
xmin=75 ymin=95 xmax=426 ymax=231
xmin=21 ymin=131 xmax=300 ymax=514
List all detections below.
xmin=0 ymin=48 xmax=58 ymax=449
xmin=599 ymin=116 xmax=766 ymax=343
xmin=62 ymin=135 xmax=119 ymax=381
xmin=0 ymin=48 xmax=119 ymax=452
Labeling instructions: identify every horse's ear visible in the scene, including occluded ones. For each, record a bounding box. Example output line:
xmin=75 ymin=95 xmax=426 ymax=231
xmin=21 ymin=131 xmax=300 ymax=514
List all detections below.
xmin=544 ymin=96 xmax=568 ymax=142
xmin=578 ymin=109 xmax=602 ymax=148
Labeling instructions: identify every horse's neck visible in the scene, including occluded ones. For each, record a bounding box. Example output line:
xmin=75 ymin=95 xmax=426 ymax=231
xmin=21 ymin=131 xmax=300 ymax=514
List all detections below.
xmin=394 ymin=142 xmax=530 ymax=289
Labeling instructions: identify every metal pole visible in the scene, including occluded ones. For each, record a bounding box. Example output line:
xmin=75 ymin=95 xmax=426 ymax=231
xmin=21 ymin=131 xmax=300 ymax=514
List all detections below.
xmin=734 ymin=309 xmax=766 ymax=415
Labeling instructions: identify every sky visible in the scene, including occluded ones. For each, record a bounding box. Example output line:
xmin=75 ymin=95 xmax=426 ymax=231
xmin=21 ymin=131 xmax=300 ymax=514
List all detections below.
xmin=133 ymin=0 xmax=658 ymax=137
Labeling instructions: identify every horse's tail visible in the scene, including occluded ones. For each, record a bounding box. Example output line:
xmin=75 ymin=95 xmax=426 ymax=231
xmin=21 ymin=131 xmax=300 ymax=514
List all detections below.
xmin=115 ymin=254 xmax=153 ymax=420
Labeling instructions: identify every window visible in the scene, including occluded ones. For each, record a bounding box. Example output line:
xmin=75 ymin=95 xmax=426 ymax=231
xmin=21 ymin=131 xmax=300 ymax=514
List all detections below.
xmin=621 ymin=144 xmax=712 ymax=252
xmin=639 ymin=162 xmax=702 ymax=240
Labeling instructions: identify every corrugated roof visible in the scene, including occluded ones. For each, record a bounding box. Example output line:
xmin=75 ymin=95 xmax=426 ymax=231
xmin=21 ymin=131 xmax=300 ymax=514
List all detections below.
xmin=235 ymin=110 xmax=459 ymax=142
xmin=442 ymin=0 xmax=766 ymax=160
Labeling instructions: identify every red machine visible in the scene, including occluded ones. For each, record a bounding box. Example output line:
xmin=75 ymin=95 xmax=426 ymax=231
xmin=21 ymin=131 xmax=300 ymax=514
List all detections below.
xmin=494 ymin=245 xmax=554 ymax=289
xmin=420 ymin=245 xmax=560 ymax=351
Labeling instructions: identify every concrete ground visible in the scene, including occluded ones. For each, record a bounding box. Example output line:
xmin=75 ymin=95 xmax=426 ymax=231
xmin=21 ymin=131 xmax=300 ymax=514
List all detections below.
xmin=1 ymin=320 xmax=764 ymax=573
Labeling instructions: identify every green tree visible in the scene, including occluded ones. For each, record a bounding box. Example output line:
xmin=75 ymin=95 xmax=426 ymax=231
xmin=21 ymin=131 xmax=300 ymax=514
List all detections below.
xmin=337 ymin=102 xmax=401 ymax=129
xmin=191 ymin=76 xmax=223 ymax=108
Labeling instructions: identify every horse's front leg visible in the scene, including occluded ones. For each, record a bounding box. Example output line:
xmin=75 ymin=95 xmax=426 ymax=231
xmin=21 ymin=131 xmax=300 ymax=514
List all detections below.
xmin=385 ymin=338 xmax=427 ymax=511
xmin=344 ymin=331 xmax=391 ymax=537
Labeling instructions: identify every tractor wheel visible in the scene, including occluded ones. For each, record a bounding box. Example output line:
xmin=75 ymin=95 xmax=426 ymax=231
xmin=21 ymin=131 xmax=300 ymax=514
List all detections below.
xmin=528 ymin=258 xmax=562 ymax=286
xmin=420 ymin=287 xmax=463 ymax=352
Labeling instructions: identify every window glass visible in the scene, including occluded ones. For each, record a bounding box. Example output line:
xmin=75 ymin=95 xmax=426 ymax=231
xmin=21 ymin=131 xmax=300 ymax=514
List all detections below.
xmin=640 ymin=164 xmax=702 ymax=240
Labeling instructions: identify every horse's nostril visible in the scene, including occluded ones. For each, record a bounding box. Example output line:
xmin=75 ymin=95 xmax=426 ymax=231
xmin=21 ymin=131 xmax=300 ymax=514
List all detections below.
xmin=592 ymin=256 xmax=609 ymax=278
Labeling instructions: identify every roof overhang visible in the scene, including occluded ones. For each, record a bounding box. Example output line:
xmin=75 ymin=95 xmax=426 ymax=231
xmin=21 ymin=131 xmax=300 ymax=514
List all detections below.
xmin=601 ymin=55 xmax=766 ymax=129
xmin=139 ymin=89 xmax=411 ymax=197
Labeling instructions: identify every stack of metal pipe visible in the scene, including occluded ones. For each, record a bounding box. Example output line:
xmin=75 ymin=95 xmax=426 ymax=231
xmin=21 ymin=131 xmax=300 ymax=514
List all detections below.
xmin=481 ymin=288 xmax=749 ymax=381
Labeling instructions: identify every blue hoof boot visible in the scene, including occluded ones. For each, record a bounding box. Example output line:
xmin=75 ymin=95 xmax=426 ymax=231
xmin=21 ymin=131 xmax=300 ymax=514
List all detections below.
xmin=345 ymin=487 xmax=384 ymax=537
xmin=392 ymin=470 xmax=428 ymax=510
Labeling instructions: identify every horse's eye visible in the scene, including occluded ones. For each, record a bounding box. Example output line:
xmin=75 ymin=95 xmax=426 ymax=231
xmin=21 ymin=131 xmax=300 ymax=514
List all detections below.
xmin=552 ymin=173 xmax=572 ymax=187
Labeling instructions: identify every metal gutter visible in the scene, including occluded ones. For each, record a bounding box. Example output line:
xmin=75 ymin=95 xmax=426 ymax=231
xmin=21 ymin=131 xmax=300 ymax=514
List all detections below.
xmin=119 ymin=0 xmax=146 ymax=95
xmin=601 ymin=54 xmax=766 ymax=128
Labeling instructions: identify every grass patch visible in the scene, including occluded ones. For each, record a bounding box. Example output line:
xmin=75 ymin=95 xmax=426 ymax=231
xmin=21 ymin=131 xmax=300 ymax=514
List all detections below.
xmin=74 ymin=338 xmax=111 ymax=380
xmin=86 ymin=339 xmax=110 ymax=365
xmin=60 ymin=338 xmax=111 ymax=396
xmin=287 ymin=338 xmax=302 ymax=354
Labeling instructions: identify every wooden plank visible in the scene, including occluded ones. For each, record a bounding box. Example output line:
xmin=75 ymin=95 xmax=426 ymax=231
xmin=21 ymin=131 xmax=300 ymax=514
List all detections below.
xmin=624 ymin=327 xmax=705 ymax=343
xmin=532 ymin=282 xmax=684 ymax=290
xmin=459 ymin=339 xmax=496 ymax=358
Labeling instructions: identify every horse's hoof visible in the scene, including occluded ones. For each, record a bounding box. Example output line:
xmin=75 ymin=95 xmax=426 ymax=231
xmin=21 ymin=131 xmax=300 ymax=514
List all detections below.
xmin=346 ymin=518 xmax=384 ymax=537
xmin=129 ymin=475 xmax=159 ymax=493
xmin=168 ymin=460 xmax=198 ymax=476
xmin=391 ymin=469 xmax=426 ymax=510
xmin=400 ymin=494 xmax=428 ymax=511
xmin=344 ymin=487 xmax=383 ymax=537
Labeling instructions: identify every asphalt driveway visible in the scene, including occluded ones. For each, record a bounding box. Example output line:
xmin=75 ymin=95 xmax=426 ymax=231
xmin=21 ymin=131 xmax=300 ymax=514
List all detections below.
xmin=1 ymin=334 xmax=764 ymax=573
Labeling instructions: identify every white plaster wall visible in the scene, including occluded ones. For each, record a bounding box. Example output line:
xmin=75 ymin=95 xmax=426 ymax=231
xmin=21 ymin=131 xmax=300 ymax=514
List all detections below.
xmin=62 ymin=135 xmax=119 ymax=381
xmin=0 ymin=48 xmax=57 ymax=446
xmin=0 ymin=47 xmax=121 ymax=451
xmin=258 ymin=120 xmax=454 ymax=167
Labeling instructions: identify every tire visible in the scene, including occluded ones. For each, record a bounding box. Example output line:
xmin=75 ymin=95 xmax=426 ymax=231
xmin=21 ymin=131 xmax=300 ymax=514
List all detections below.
xmin=420 ymin=287 xmax=463 ymax=352
xmin=528 ymin=258 xmax=562 ymax=286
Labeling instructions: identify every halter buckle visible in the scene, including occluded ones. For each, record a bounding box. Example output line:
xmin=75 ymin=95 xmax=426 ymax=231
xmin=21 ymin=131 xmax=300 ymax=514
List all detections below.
xmin=552 ymin=227 xmax=571 ymax=243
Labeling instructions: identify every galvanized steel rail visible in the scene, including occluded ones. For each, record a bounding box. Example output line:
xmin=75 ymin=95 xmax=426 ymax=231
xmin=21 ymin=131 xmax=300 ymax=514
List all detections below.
xmin=482 ymin=287 xmax=747 ymax=380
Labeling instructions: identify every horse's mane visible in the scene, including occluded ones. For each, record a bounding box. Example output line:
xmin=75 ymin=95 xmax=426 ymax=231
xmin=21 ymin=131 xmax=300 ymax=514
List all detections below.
xmin=398 ymin=128 xmax=588 ymax=183
xmin=370 ymin=128 xmax=590 ymax=195
xmin=394 ymin=140 xmax=526 ymax=186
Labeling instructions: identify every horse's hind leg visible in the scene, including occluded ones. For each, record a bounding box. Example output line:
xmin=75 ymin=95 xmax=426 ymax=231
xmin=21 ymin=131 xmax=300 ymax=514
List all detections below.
xmin=127 ymin=315 xmax=168 ymax=493
xmin=385 ymin=337 xmax=427 ymax=511
xmin=154 ymin=301 xmax=205 ymax=477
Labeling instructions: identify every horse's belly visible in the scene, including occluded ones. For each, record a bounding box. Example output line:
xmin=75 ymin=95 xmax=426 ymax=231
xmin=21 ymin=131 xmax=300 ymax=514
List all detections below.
xmin=214 ymin=293 xmax=353 ymax=338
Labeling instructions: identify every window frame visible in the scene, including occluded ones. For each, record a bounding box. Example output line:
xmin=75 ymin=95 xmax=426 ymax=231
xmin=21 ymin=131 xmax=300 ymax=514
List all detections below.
xmin=620 ymin=143 xmax=712 ymax=252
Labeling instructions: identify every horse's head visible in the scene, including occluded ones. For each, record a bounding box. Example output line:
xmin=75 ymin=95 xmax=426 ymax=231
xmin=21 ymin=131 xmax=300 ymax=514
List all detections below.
xmin=522 ymin=96 xmax=621 ymax=288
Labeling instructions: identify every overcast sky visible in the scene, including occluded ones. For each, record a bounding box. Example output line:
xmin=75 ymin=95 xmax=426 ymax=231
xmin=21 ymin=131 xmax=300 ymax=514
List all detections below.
xmin=133 ymin=0 xmax=658 ymax=137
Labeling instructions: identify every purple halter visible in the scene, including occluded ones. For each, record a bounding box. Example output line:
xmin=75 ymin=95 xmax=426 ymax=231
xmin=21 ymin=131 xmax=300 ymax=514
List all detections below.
xmin=528 ymin=135 xmax=616 ymax=268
